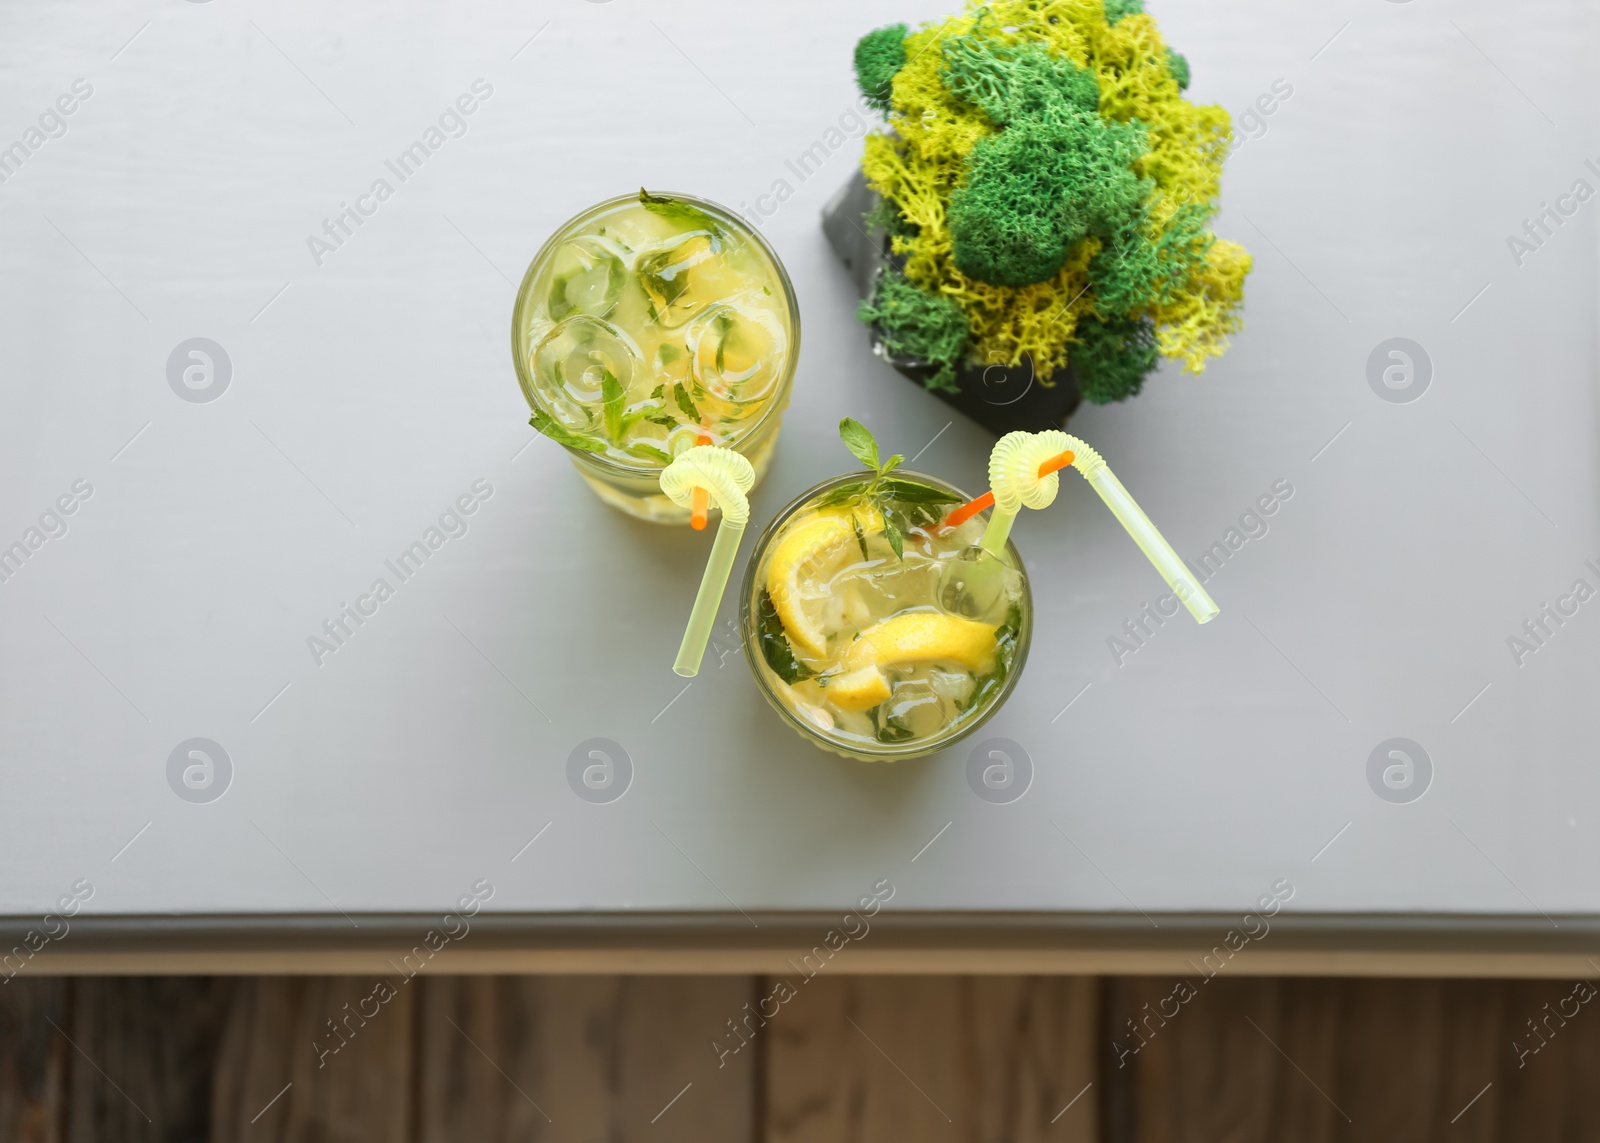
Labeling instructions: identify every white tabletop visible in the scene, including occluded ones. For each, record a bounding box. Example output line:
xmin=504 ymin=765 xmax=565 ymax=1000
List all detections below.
xmin=2 ymin=0 xmax=1598 ymax=938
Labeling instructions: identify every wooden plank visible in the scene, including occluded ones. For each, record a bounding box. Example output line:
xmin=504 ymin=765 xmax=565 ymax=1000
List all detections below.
xmin=1120 ymin=976 xmax=1600 ymax=1143
xmin=0 ymin=977 xmax=66 ymax=1143
xmin=209 ymin=976 xmax=415 ymax=1143
xmin=38 ymin=971 xmax=1600 ymax=1143
xmin=63 ymin=977 xmax=230 ymax=1143
xmin=1487 ymin=979 xmax=1600 ymax=1142
xmin=764 ymin=975 xmax=1100 ymax=1143
xmin=60 ymin=977 xmax=414 ymax=1143
xmin=416 ymin=975 xmax=756 ymax=1143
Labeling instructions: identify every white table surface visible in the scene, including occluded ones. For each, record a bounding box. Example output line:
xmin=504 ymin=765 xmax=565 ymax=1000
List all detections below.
xmin=3 ymin=0 xmax=1598 ymax=936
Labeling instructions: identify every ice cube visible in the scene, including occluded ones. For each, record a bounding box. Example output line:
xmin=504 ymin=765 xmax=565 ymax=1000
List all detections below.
xmin=840 ymin=580 xmax=872 ymax=631
xmin=938 ymin=546 xmax=1022 ymax=625
xmin=796 ymin=700 xmax=835 ymax=732
xmin=833 ymin=549 xmax=938 ymax=614
xmin=686 ymin=301 xmax=783 ymax=405
xmin=636 ymin=231 xmax=720 ymax=328
xmin=531 ymin=315 xmax=642 ymax=421
xmin=885 ymin=678 xmax=945 ymax=738
xmin=928 ymin=667 xmax=976 ymax=706
xmin=547 ymin=236 xmax=627 ymax=321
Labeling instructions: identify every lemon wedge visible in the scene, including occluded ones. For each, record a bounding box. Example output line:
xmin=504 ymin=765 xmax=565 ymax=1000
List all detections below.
xmin=826 ymin=665 xmax=893 ymax=711
xmin=766 ymin=503 xmax=882 ymax=656
xmin=841 ymin=612 xmax=999 ymax=675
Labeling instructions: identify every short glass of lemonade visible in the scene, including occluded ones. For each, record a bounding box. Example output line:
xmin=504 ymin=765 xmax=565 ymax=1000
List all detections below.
xmin=513 ymin=191 xmax=800 ymax=523
xmin=741 ymin=470 xmax=1032 ymax=761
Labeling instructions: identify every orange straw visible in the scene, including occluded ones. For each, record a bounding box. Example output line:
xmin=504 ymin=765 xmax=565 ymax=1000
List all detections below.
xmin=690 ymin=431 xmax=714 ymax=530
xmin=941 ymin=450 xmax=1074 ymax=530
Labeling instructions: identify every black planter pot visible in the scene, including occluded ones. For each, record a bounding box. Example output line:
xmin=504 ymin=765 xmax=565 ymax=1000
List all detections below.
xmin=821 ymin=171 xmax=1082 ymax=436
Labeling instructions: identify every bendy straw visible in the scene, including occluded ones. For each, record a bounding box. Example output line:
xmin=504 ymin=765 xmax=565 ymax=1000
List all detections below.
xmin=660 ymin=446 xmax=757 ymax=675
xmin=957 ymin=431 xmax=1218 ymax=625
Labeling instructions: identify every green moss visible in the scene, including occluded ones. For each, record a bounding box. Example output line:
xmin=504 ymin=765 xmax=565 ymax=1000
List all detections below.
xmin=1166 ymin=48 xmax=1190 ymax=90
xmin=948 ymin=110 xmax=1149 ymax=287
xmin=1074 ymin=316 xmax=1159 ymax=404
xmin=941 ymin=33 xmax=1099 ymax=125
xmin=855 ymin=24 xmax=909 ymax=114
xmin=858 ymin=272 xmax=970 ymax=394
xmin=863 ymin=195 xmax=917 ymax=241
xmin=1089 ymin=202 xmax=1213 ymax=314
xmin=853 ymin=0 xmax=1249 ymax=390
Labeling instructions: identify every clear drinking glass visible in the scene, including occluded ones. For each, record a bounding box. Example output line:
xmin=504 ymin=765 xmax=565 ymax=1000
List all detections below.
xmin=512 ymin=191 xmax=800 ymax=524
xmin=740 ymin=471 xmax=1033 ymax=761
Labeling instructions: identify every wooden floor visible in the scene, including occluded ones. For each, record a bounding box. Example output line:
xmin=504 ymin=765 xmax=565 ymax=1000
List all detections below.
xmin=2 ymin=975 xmax=1597 ymax=1141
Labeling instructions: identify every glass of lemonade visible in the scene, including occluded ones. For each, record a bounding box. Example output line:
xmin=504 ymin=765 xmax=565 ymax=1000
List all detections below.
xmin=512 ymin=191 xmax=800 ymax=523
xmin=740 ymin=470 xmax=1032 ymax=761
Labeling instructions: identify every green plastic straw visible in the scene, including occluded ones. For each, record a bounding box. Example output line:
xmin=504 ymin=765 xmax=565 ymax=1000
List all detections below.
xmin=661 ymin=445 xmax=755 ymax=677
xmin=1082 ymin=465 xmax=1218 ymax=624
xmin=979 ymin=508 xmax=1018 ymax=559
xmin=975 ymin=432 xmax=1218 ymax=625
xmin=673 ymin=518 xmax=746 ymax=677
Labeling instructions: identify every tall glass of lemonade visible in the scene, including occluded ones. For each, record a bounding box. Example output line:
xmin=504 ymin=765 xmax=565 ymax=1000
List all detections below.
xmin=740 ymin=469 xmax=1032 ymax=761
xmin=513 ymin=191 xmax=799 ymax=523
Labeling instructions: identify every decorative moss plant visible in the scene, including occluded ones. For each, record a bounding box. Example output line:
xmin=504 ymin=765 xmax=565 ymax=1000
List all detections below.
xmin=851 ymin=0 xmax=1250 ymax=407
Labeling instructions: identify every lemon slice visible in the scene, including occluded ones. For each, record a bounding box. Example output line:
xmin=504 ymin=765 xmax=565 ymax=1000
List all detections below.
xmin=826 ymin=665 xmax=893 ymax=711
xmin=841 ymin=612 xmax=999 ymax=675
xmin=766 ymin=503 xmax=883 ymax=656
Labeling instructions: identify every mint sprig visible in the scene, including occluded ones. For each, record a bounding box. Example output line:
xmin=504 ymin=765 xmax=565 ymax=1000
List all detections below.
xmin=839 ymin=417 xmax=903 ymax=480
xmin=834 ymin=418 xmax=934 ymax=561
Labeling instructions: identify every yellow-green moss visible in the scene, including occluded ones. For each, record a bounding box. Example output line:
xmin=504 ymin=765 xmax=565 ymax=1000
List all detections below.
xmin=854 ymin=0 xmax=1250 ymax=401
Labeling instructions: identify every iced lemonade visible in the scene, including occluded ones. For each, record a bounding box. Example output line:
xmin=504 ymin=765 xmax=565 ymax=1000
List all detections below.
xmin=513 ymin=191 xmax=798 ymax=522
xmin=742 ymin=469 xmax=1031 ymax=760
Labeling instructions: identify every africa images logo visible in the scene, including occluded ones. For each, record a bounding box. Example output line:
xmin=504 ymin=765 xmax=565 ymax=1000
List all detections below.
xmin=166 ymin=338 xmax=232 ymax=403
xmin=1366 ymin=738 xmax=1431 ymax=804
xmin=167 ymin=738 xmax=233 ymax=804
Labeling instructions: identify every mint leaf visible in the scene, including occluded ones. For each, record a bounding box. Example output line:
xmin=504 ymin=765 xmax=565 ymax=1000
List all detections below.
xmin=756 ymin=589 xmax=814 ymax=685
xmin=880 ymin=453 xmax=904 ymax=476
xmin=601 ymin=369 xmax=625 ymax=442
xmin=871 ymin=706 xmax=915 ymax=743
xmin=960 ymin=603 xmax=1023 ymax=714
xmin=638 ymin=188 xmax=725 ymax=241
xmin=548 ymin=272 xmax=575 ymax=321
xmin=992 ymin=602 xmax=1022 ymax=663
xmin=881 ymin=512 xmax=904 ymax=560
xmin=623 ymin=442 xmax=673 ymax=464
xmin=839 ymin=417 xmax=880 ymax=472
xmin=880 ymin=479 xmax=961 ymax=506
xmin=852 ymin=514 xmax=870 ymax=562
xmin=674 ymin=382 xmax=701 ymax=423
xmin=813 ymin=480 xmax=874 ymax=508
xmin=529 ymin=407 xmax=607 ymax=454
xmin=960 ymin=673 xmax=1004 ymax=716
